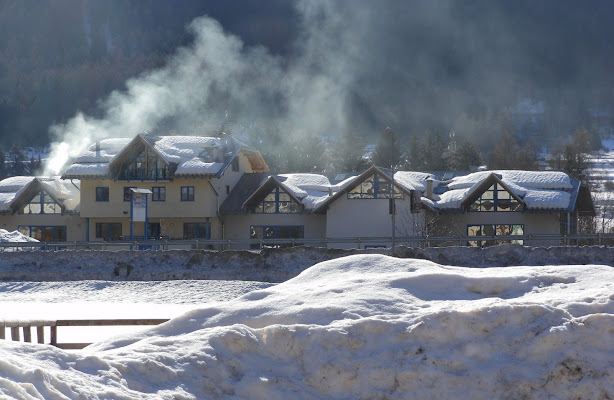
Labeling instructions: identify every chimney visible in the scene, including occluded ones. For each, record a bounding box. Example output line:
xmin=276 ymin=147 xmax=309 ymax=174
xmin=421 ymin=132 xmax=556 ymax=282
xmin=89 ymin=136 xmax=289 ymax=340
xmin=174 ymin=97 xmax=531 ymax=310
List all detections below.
xmin=95 ymin=141 xmax=100 ymax=152
xmin=426 ymin=178 xmax=434 ymax=200
xmin=328 ymin=187 xmax=333 ymax=196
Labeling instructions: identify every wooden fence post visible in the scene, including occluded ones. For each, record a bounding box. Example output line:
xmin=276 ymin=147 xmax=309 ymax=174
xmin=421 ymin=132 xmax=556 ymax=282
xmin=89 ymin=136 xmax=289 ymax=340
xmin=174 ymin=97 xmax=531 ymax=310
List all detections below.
xmin=37 ymin=326 xmax=45 ymax=344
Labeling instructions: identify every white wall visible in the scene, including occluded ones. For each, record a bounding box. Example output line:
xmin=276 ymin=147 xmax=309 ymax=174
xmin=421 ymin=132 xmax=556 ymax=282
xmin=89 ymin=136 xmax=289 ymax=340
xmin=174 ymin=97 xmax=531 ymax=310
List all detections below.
xmin=326 ymin=195 xmax=425 ymax=249
xmin=223 ymin=213 xmax=326 ymax=250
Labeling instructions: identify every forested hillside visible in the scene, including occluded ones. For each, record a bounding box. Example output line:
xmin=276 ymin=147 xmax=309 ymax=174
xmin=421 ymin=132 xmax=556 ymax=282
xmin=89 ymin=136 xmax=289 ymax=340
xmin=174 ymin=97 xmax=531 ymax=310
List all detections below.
xmin=1 ymin=0 xmax=614 ymax=173
xmin=0 ymin=0 xmax=295 ymax=147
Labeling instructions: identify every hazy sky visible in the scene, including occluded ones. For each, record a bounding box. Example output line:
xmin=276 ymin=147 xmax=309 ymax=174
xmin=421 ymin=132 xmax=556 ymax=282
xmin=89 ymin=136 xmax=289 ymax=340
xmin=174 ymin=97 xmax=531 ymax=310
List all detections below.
xmin=43 ymin=0 xmax=614 ymax=173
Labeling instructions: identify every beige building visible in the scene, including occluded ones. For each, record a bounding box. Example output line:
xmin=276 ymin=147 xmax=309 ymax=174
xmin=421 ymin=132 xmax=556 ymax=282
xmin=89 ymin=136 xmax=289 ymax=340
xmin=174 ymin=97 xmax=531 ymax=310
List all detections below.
xmin=0 ymin=176 xmax=83 ymax=242
xmin=422 ymin=170 xmax=595 ymax=246
xmin=61 ymin=134 xmax=268 ymax=242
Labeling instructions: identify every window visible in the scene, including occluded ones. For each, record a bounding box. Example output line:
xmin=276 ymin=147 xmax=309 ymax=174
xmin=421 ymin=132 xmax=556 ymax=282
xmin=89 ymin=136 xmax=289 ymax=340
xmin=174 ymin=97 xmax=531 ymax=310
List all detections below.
xmin=347 ymin=174 xmax=403 ymax=199
xmin=226 ymin=185 xmax=230 ymax=195
xmin=123 ymin=186 xmax=136 ymax=202
xmin=232 ymin=157 xmax=239 ymax=171
xmin=183 ymin=222 xmax=210 ymax=239
xmin=250 ymin=225 xmax=304 ymax=249
xmin=467 ymin=224 xmax=524 ymax=247
xmin=96 ymin=187 xmax=109 ymax=202
xmin=23 ymin=190 xmax=61 ymax=214
xmin=253 ymin=186 xmax=300 ymax=214
xmin=95 ymin=223 xmax=122 ymax=240
xmin=469 ymin=183 xmax=521 ymax=212
xmin=148 ymin=223 xmax=161 ymax=239
xmin=181 ymin=186 xmax=195 ymax=201
xmin=152 ymin=186 xmax=166 ymax=202
xmin=119 ymin=147 xmax=168 ymax=181
xmin=19 ymin=226 xmax=66 ymax=242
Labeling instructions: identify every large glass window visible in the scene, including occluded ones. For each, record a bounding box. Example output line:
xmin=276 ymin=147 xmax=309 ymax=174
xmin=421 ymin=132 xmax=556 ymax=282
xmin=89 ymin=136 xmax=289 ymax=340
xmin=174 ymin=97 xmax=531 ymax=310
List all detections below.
xmin=96 ymin=187 xmax=109 ymax=202
xmin=183 ymin=222 xmax=209 ymax=239
xmin=253 ymin=186 xmax=300 ymax=214
xmin=181 ymin=186 xmax=195 ymax=201
xmin=152 ymin=186 xmax=166 ymax=202
xmin=469 ymin=183 xmax=521 ymax=212
xmin=467 ymin=224 xmax=524 ymax=247
xmin=123 ymin=186 xmax=136 ymax=202
xmin=250 ymin=225 xmax=304 ymax=249
xmin=120 ymin=147 xmax=169 ymax=181
xmin=347 ymin=174 xmax=403 ymax=199
xmin=23 ymin=190 xmax=61 ymax=214
xmin=95 ymin=223 xmax=122 ymax=240
xmin=19 ymin=226 xmax=66 ymax=242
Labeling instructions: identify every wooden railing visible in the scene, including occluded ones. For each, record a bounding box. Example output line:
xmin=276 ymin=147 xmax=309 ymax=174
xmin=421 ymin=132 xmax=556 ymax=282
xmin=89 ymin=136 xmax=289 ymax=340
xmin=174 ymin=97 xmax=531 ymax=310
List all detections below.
xmin=0 ymin=318 xmax=169 ymax=349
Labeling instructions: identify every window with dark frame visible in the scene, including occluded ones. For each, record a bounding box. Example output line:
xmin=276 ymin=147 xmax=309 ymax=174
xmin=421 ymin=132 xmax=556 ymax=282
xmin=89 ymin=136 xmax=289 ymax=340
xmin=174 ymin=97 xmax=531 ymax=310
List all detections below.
xmin=232 ymin=157 xmax=239 ymax=171
xmin=123 ymin=186 xmax=136 ymax=202
xmin=181 ymin=186 xmax=194 ymax=201
xmin=95 ymin=187 xmax=109 ymax=202
xmin=183 ymin=222 xmax=209 ymax=239
xmin=23 ymin=190 xmax=61 ymax=214
xmin=95 ymin=222 xmax=122 ymax=240
xmin=467 ymin=224 xmax=524 ymax=247
xmin=469 ymin=183 xmax=521 ymax=212
xmin=18 ymin=226 xmax=67 ymax=242
xmin=347 ymin=174 xmax=403 ymax=199
xmin=152 ymin=186 xmax=166 ymax=201
xmin=249 ymin=225 xmax=304 ymax=249
xmin=253 ymin=186 xmax=300 ymax=214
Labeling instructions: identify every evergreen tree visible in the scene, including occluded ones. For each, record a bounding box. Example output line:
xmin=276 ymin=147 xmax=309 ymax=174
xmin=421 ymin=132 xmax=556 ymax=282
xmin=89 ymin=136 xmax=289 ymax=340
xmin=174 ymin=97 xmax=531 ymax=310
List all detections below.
xmin=0 ymin=145 xmax=6 ymax=179
xmin=286 ymin=133 xmax=328 ymax=174
xmin=7 ymin=144 xmax=26 ymax=177
xmin=373 ymin=127 xmax=401 ymax=169
xmin=488 ymin=131 xmax=538 ymax=170
xmin=444 ymin=137 xmax=482 ymax=170
xmin=405 ymin=134 xmax=427 ymax=171
xmin=549 ymin=127 xmax=591 ymax=180
xmin=424 ymin=129 xmax=448 ymax=170
xmin=330 ymin=127 xmax=366 ymax=172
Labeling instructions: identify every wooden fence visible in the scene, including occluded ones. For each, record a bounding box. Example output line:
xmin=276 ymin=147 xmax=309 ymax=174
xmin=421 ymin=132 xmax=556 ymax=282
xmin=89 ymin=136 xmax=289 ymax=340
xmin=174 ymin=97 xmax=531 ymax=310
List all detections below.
xmin=0 ymin=318 xmax=169 ymax=349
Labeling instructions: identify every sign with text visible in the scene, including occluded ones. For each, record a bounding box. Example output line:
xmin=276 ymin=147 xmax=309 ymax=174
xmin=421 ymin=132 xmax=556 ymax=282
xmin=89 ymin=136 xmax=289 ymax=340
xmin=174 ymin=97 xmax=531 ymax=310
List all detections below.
xmin=132 ymin=192 xmax=147 ymax=222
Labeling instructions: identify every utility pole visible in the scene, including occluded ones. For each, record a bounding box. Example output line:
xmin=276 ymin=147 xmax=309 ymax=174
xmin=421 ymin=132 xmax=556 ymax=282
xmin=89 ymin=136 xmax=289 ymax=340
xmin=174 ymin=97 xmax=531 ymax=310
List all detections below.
xmin=385 ymin=127 xmax=396 ymax=254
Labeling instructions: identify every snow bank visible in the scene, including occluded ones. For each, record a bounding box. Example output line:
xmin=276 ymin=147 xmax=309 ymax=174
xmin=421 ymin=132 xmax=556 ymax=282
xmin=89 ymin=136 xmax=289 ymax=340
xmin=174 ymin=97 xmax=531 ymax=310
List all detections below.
xmin=1 ymin=255 xmax=613 ymax=399
xmin=1 ymin=245 xmax=614 ymax=282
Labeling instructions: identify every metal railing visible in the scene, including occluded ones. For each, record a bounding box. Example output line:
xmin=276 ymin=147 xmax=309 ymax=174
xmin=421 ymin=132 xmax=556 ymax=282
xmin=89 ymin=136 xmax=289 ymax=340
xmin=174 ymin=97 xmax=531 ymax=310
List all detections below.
xmin=1 ymin=233 xmax=614 ymax=251
xmin=0 ymin=318 xmax=170 ymax=349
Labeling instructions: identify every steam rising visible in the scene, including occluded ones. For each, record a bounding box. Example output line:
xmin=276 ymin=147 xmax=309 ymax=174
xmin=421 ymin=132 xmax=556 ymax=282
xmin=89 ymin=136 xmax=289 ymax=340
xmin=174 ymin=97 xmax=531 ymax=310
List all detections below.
xmin=46 ymin=0 xmax=614 ymax=174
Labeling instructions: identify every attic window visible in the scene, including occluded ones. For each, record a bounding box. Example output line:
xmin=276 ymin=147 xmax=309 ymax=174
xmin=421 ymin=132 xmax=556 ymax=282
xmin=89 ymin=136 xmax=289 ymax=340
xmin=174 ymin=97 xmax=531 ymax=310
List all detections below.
xmin=120 ymin=148 xmax=168 ymax=181
xmin=23 ymin=190 xmax=61 ymax=214
xmin=253 ymin=186 xmax=300 ymax=214
xmin=469 ymin=183 xmax=521 ymax=212
xmin=347 ymin=174 xmax=403 ymax=199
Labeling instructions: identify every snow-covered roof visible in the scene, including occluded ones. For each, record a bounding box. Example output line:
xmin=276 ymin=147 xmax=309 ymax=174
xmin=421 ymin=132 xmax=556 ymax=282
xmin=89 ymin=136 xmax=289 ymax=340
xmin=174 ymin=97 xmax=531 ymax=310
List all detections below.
xmin=0 ymin=176 xmax=80 ymax=213
xmin=269 ymin=173 xmax=335 ymax=211
xmin=62 ymin=138 xmax=132 ymax=178
xmin=425 ymin=170 xmax=577 ymax=211
xmin=63 ymin=134 xmax=261 ymax=179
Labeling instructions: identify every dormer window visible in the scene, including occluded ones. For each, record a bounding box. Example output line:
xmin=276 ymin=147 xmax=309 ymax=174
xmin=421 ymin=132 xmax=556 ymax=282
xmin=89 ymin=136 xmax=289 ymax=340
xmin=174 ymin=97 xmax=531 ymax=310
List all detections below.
xmin=23 ymin=190 xmax=61 ymax=214
xmin=347 ymin=174 xmax=403 ymax=199
xmin=469 ymin=183 xmax=521 ymax=212
xmin=120 ymin=147 xmax=168 ymax=181
xmin=254 ymin=187 xmax=300 ymax=214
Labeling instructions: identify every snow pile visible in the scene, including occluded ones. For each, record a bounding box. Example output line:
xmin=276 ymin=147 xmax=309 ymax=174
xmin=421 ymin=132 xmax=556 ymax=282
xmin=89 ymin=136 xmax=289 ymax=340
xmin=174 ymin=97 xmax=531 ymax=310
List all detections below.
xmin=1 ymin=254 xmax=613 ymax=399
xmin=0 ymin=229 xmax=38 ymax=243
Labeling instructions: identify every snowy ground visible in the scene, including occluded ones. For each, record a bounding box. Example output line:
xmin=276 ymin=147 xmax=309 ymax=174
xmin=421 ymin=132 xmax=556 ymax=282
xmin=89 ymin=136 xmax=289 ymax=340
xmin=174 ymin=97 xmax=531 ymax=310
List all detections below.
xmin=586 ymin=135 xmax=614 ymax=230
xmin=1 ymin=254 xmax=613 ymax=399
xmin=0 ymin=280 xmax=272 ymax=344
